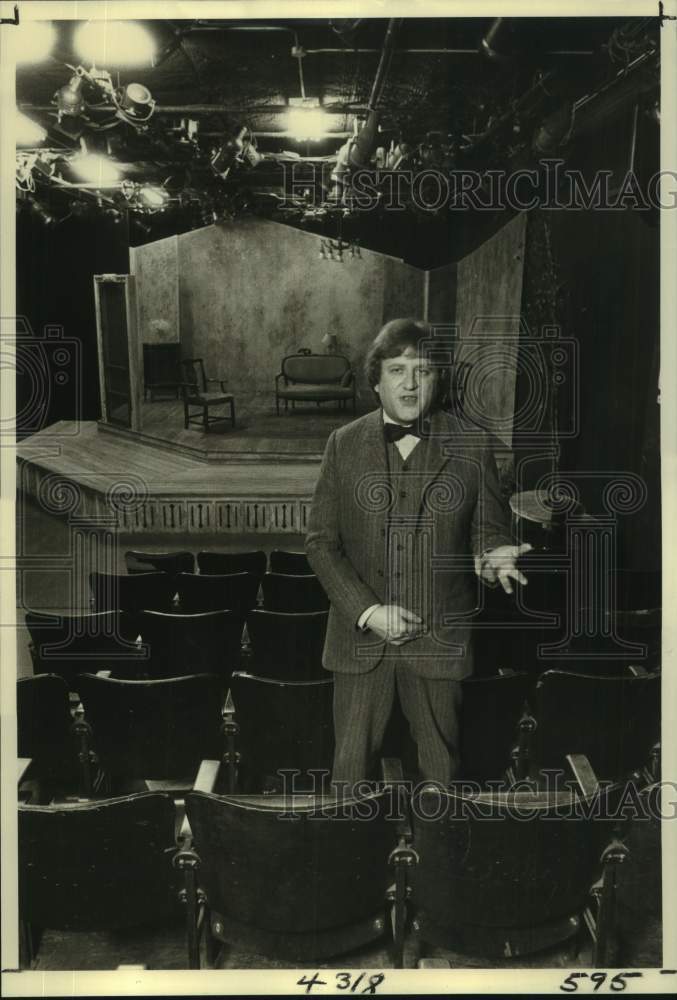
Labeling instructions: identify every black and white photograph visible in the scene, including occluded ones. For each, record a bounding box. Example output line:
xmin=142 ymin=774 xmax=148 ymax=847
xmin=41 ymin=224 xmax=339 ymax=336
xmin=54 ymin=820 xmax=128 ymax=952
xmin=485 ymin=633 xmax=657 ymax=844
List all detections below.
xmin=1 ymin=1 xmax=675 ymax=995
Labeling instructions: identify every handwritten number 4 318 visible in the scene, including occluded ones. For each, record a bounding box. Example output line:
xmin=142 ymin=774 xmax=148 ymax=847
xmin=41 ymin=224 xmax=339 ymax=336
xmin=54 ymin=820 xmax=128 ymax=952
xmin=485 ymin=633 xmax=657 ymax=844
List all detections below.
xmin=297 ymin=972 xmax=385 ymax=994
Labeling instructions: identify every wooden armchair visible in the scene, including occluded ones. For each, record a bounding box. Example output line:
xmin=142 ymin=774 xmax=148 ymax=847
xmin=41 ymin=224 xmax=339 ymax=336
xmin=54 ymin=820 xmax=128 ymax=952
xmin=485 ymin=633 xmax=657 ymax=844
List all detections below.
xmin=180 ymin=358 xmax=235 ymax=433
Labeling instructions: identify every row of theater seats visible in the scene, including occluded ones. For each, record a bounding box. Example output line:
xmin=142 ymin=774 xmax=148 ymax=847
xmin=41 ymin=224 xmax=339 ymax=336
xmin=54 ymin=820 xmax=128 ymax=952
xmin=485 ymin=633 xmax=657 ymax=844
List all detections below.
xmin=125 ymin=547 xmax=312 ymax=578
xmin=18 ymin=754 xmax=643 ymax=969
xmin=26 ymin=608 xmax=329 ymax=685
xmin=17 ymin=659 xmax=660 ymax=801
xmin=90 ymin=569 xmax=328 ymax=615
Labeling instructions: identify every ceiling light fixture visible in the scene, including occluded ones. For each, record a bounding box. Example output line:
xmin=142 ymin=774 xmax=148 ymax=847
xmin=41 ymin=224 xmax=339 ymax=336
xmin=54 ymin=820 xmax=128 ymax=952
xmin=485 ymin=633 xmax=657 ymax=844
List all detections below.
xmin=286 ymin=103 xmax=332 ymax=141
xmin=73 ymin=20 xmax=157 ymax=67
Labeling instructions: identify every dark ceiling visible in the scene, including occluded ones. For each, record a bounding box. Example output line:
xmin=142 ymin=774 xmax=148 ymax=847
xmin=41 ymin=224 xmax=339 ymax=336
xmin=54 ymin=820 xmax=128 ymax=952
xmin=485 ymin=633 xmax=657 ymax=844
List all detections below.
xmin=15 ymin=16 xmax=660 ymax=265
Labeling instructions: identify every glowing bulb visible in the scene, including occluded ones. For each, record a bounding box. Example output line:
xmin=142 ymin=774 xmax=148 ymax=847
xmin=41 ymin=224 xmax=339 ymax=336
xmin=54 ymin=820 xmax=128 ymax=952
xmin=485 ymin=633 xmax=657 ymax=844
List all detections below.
xmin=16 ymin=112 xmax=47 ymax=146
xmin=138 ymin=185 xmax=169 ymax=210
xmin=14 ymin=21 xmax=56 ymax=63
xmin=71 ymin=154 xmax=121 ymax=184
xmin=74 ymin=20 xmax=156 ymax=67
xmin=286 ymin=108 xmax=332 ymax=141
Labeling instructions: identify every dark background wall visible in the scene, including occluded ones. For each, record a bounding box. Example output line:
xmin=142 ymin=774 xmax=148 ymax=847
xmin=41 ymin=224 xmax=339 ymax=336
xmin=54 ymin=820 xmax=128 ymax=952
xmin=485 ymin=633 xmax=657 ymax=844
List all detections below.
xmin=516 ymin=105 xmax=661 ymax=574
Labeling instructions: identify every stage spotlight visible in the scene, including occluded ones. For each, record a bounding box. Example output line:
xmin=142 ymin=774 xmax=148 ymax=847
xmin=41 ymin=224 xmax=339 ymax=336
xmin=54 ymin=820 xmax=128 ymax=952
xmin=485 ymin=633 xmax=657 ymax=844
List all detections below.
xmin=14 ymin=21 xmax=56 ymax=63
xmin=74 ymin=20 xmax=156 ymax=67
xmin=286 ymin=106 xmax=332 ymax=141
xmin=137 ymin=185 xmax=169 ymax=210
xmin=16 ymin=112 xmax=47 ymax=146
xmin=210 ymin=127 xmax=247 ymax=180
xmin=55 ymin=75 xmax=86 ymax=118
xmin=71 ymin=154 xmax=121 ymax=184
xmin=116 ymin=82 xmax=155 ymax=121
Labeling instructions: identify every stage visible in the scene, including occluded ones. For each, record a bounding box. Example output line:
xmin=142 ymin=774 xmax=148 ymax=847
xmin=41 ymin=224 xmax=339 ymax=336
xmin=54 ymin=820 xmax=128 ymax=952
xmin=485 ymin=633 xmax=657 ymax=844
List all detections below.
xmin=136 ymin=394 xmax=364 ymax=462
xmin=15 ymin=400 xmax=362 ymax=535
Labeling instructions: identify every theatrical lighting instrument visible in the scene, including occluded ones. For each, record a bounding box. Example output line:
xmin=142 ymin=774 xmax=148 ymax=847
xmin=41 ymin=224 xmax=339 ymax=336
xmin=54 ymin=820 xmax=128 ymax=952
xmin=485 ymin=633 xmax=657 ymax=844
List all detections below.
xmin=14 ymin=20 xmax=56 ymax=63
xmin=120 ymin=180 xmax=170 ymax=214
xmin=54 ymin=74 xmax=86 ymax=119
xmin=286 ymin=106 xmax=332 ymax=141
xmin=210 ymin=127 xmax=259 ymax=180
xmin=73 ymin=20 xmax=157 ymax=67
xmin=137 ymin=185 xmax=170 ymax=210
xmin=116 ymin=82 xmax=155 ymax=123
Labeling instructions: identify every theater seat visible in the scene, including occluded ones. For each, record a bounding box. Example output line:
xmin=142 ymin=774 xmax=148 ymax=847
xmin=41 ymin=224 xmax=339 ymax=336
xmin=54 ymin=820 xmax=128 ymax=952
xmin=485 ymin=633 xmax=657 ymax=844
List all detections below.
xmin=228 ymin=671 xmax=334 ymax=792
xmin=76 ymin=672 xmax=228 ymax=791
xmin=182 ymin=759 xmax=398 ymax=967
xmin=246 ymin=609 xmax=327 ymax=681
xmin=407 ymin=755 xmax=627 ymax=965
xmin=522 ymin=668 xmax=660 ymax=784
xmin=176 ymin=571 xmax=260 ymax=614
xmin=136 ymin=609 xmax=244 ymax=680
xmin=197 ymin=550 xmax=266 ymax=580
xmin=19 ymin=791 xmax=181 ymax=966
xmin=261 ymin=572 xmax=329 ymax=613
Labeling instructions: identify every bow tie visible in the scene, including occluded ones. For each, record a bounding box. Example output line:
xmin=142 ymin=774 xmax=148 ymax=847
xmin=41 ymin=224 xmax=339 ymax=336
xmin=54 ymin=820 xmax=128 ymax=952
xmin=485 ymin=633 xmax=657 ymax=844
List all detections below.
xmin=384 ymin=422 xmax=425 ymax=443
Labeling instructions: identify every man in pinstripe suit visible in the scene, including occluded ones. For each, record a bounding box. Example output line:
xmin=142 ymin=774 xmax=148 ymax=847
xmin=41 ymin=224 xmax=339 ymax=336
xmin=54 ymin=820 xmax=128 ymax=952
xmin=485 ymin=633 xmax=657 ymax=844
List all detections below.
xmin=305 ymin=318 xmax=530 ymax=787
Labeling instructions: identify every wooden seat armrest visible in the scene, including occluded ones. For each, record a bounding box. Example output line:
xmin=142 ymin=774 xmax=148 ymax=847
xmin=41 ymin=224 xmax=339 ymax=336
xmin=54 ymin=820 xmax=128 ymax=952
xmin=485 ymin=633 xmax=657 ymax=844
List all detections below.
xmin=498 ymin=667 xmax=516 ymax=677
xmin=194 ymin=759 xmax=221 ymax=795
xmin=567 ymin=753 xmax=600 ymax=797
xmin=96 ymin=669 xmax=112 ymax=678
xmin=627 ymin=664 xmax=648 ymax=677
xmin=17 ymin=757 xmax=33 ymax=784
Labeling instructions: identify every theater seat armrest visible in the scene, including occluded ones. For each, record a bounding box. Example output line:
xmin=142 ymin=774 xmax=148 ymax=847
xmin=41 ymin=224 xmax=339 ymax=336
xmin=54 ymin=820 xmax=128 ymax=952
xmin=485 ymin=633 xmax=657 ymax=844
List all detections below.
xmin=17 ymin=757 xmax=32 ymax=784
xmin=627 ymin=664 xmax=648 ymax=677
xmin=96 ymin=669 xmax=112 ymax=678
xmin=567 ymin=753 xmax=599 ymax=797
xmin=194 ymin=759 xmax=221 ymax=794
xmin=498 ymin=667 xmax=516 ymax=677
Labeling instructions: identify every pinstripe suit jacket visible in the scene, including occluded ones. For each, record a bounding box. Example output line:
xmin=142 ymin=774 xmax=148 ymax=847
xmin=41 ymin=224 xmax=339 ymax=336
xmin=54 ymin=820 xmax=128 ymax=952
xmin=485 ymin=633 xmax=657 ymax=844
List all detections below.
xmin=305 ymin=408 xmax=513 ymax=680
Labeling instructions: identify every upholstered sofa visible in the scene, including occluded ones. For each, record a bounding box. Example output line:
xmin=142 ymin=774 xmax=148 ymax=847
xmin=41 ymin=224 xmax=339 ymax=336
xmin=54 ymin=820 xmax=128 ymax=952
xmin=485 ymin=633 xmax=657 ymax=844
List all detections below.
xmin=275 ymin=353 xmax=356 ymax=414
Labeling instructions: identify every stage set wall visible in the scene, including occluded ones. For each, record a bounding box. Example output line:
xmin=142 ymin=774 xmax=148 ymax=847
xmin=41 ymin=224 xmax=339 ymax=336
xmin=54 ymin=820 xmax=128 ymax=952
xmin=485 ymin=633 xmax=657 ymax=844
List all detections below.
xmin=130 ymin=218 xmax=457 ymax=408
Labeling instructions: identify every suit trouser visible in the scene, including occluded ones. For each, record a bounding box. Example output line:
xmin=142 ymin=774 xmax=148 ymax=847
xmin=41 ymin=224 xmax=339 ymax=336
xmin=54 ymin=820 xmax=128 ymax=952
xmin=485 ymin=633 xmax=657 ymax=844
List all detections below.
xmin=331 ymin=656 xmax=463 ymax=787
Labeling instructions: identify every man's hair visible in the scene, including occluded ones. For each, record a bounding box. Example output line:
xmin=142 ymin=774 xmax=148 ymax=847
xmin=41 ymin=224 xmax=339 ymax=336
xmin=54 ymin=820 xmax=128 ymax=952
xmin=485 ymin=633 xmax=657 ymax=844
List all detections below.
xmin=364 ymin=319 xmax=448 ymax=408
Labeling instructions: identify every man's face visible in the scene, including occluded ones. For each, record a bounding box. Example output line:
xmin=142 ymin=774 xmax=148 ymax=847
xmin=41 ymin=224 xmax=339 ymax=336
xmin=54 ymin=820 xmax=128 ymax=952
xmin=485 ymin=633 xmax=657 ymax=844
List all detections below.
xmin=374 ymin=346 xmax=438 ymax=425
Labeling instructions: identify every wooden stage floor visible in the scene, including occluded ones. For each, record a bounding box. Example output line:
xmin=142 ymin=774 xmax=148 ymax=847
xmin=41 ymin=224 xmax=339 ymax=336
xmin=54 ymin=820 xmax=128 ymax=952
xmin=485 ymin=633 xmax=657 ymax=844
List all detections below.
xmin=16 ymin=420 xmax=328 ymax=535
xmin=137 ymin=394 xmax=364 ymax=461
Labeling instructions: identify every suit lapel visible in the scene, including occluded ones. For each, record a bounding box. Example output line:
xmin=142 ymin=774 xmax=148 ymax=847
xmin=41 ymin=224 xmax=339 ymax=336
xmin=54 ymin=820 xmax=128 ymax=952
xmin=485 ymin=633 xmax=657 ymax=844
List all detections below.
xmin=415 ymin=409 xmax=457 ymax=524
xmin=356 ymin=408 xmax=388 ymax=475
